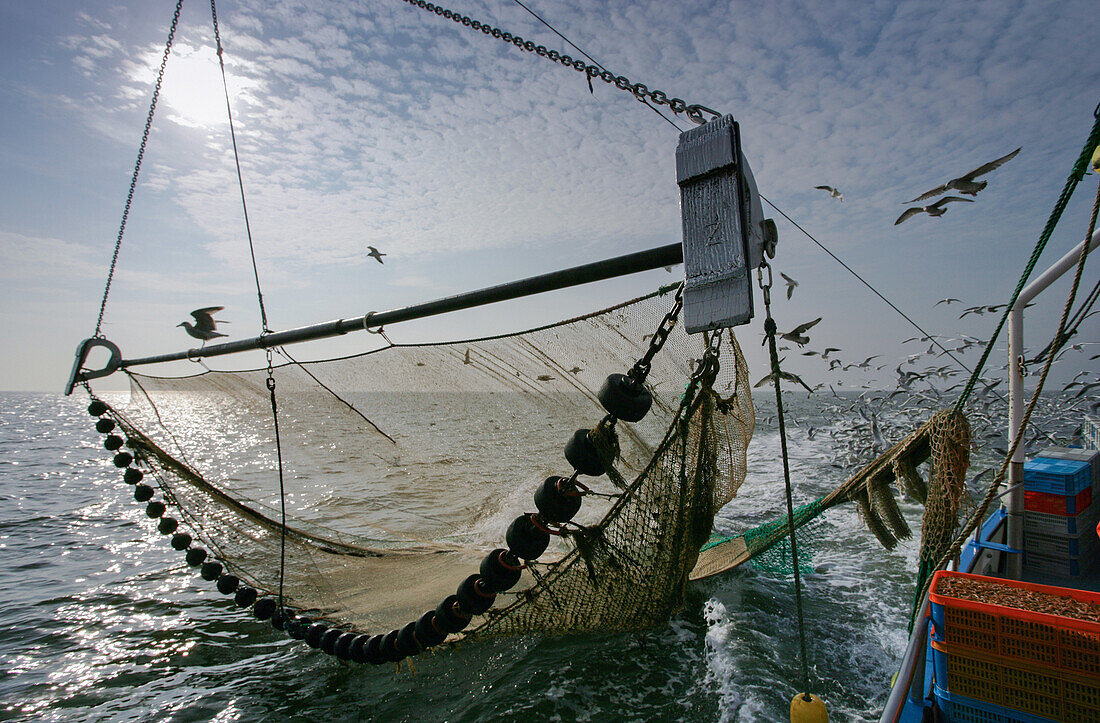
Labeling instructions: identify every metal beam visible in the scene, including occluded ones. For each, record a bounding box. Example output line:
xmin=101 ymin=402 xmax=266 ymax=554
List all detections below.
xmin=118 ymin=242 xmax=684 ymax=370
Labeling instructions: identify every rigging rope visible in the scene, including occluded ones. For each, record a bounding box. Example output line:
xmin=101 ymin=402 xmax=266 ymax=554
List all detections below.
xmin=210 ymin=0 xmax=269 ymax=333
xmin=757 ymin=259 xmax=813 ymax=698
xmin=92 ymin=0 xmax=185 ymax=338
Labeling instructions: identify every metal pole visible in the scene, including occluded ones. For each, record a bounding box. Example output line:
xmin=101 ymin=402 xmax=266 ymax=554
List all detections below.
xmin=118 ymin=242 xmax=684 ymax=370
xmin=1005 ymin=228 xmax=1100 ymax=578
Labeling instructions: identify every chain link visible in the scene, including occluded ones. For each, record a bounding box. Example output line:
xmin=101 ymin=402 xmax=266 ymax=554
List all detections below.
xmin=401 ymin=0 xmax=720 ymax=125
xmin=629 ymin=283 xmax=684 ymax=382
xmin=93 ymin=0 xmax=185 ymax=338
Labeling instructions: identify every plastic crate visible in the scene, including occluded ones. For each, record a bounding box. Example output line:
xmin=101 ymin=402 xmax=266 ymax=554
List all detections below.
xmin=1023 ymin=529 xmax=1097 ymax=559
xmin=929 ymin=571 xmax=1100 ymax=678
xmin=1023 ymin=551 xmax=1088 ymax=578
xmin=1025 ymin=487 xmax=1092 ymax=516
xmin=1082 ymin=417 xmax=1099 ymax=451
xmin=1037 ymin=447 xmax=1100 ymax=491
xmin=929 ymin=647 xmax=1096 ymax=722
xmin=933 ymin=684 xmax=1062 ymax=722
xmin=1025 ymin=458 xmax=1092 ymax=495
xmin=1024 ymin=507 xmax=1100 ymax=536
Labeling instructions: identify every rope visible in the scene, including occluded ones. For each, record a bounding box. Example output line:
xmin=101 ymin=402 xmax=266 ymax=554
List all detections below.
xmin=92 ymin=0 xmax=185 ymax=338
xmin=210 ymin=0 xmax=269 ymax=333
xmin=758 ymin=259 xmax=812 ymax=697
xmin=953 ymin=113 xmax=1100 ymax=412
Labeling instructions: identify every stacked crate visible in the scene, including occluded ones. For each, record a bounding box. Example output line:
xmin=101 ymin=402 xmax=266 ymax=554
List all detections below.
xmin=929 ymin=571 xmax=1100 ymax=723
xmin=1024 ymin=451 xmax=1098 ymax=578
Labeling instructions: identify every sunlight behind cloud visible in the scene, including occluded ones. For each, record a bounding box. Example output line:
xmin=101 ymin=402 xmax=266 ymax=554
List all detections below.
xmin=158 ymin=42 xmax=246 ymax=130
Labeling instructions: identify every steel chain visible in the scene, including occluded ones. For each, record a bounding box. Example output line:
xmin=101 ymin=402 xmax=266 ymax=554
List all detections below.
xmin=629 ymin=283 xmax=684 ymax=383
xmin=93 ymin=0 xmax=185 ymax=338
xmin=401 ymin=0 xmax=720 ymax=125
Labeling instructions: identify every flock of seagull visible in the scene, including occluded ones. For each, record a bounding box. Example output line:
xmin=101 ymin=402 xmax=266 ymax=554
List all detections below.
xmin=814 ymin=147 xmax=1022 ymax=225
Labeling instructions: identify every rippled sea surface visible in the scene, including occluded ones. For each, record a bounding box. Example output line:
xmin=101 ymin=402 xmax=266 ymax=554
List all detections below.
xmin=0 ymin=390 xmax=1071 ymax=722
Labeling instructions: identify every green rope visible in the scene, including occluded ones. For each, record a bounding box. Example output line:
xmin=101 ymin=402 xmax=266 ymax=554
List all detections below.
xmin=954 ymin=113 xmax=1100 ymax=411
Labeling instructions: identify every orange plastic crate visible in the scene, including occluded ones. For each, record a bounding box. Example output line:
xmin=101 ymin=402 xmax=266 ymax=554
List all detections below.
xmin=929 ymin=570 xmax=1100 ymax=678
xmin=930 ymin=642 xmax=1100 ymax=722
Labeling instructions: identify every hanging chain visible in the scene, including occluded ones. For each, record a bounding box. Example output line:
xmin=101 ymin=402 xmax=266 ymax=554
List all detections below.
xmin=629 ymin=283 xmax=684 ymax=383
xmin=93 ymin=0 xmax=185 ymax=338
xmin=399 ymin=0 xmax=720 ymax=125
xmin=758 ymin=258 xmax=813 ymax=698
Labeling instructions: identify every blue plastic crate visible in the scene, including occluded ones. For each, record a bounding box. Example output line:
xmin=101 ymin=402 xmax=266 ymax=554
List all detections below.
xmin=1024 ymin=458 xmax=1092 ymax=495
xmin=933 ymin=685 xmax=1058 ymax=723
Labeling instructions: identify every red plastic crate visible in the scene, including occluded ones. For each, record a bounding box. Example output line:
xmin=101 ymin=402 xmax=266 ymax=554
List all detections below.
xmin=929 ymin=570 xmax=1100 ymax=678
xmin=1025 ymin=486 xmax=1092 ymax=516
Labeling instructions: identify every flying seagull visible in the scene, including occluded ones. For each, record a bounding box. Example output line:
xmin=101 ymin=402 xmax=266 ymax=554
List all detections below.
xmin=776 ymin=317 xmax=822 ymax=347
xmin=814 ymin=185 xmax=843 ymax=202
xmin=178 ymin=307 xmax=228 ymax=346
xmin=754 ymin=369 xmax=815 ymax=394
xmin=904 ymin=147 xmax=1021 ymax=203
xmin=894 ymin=196 xmax=974 ymax=225
xmin=780 ymin=272 xmax=799 ymax=300
xmin=367 ymin=246 xmax=386 ymax=264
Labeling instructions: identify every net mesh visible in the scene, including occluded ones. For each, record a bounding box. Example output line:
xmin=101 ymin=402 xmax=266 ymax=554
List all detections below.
xmin=101 ymin=287 xmax=756 ymax=639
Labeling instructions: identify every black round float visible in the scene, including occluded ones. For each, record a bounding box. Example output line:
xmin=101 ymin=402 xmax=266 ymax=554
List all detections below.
xmin=104 ymin=435 xmax=124 ymax=451
xmin=185 ymin=548 xmax=207 ymax=567
xmin=414 ymin=610 xmax=447 ymax=648
xmin=506 ymin=513 xmax=550 ymax=560
xmin=133 ymin=484 xmax=154 ymax=502
xmin=564 ymin=429 xmax=605 ymax=476
xmin=123 ymin=468 xmax=143 ymax=485
xmin=380 ymin=630 xmax=405 ymax=663
xmin=269 ymin=608 xmax=288 ymax=630
xmin=364 ymin=634 xmax=387 ymax=665
xmin=253 ymin=597 xmax=276 ymax=621
xmin=395 ymin=621 xmax=420 ymax=657
xmin=456 ymin=574 xmax=495 ymax=615
xmin=96 ymin=418 xmax=116 ymax=433
xmin=598 ymin=373 xmax=653 ymax=422
xmin=235 ymin=586 xmax=258 ymax=608
xmin=335 ymin=631 xmax=357 ymax=660
xmin=321 ymin=628 xmax=343 ymax=655
xmin=434 ymin=595 xmax=471 ymax=633
xmin=88 ymin=400 xmax=108 ymax=417
xmin=170 ymin=532 xmax=192 ymax=550
xmin=534 ymin=475 xmax=582 ymax=523
xmin=305 ymin=622 xmax=327 ymax=649
xmin=350 ymin=634 xmax=371 ymax=663
xmin=216 ymin=574 xmax=239 ymax=595
xmin=479 ymin=548 xmax=522 ymax=592
xmin=200 ymin=561 xmax=223 ymax=581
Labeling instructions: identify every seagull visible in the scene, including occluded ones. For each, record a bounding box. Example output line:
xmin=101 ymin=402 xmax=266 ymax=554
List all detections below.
xmin=367 ymin=246 xmax=386 ymax=264
xmin=178 ymin=307 xmax=228 ymax=346
xmin=904 ymin=148 xmax=1021 ymax=203
xmin=754 ymin=369 xmax=815 ymax=393
xmin=814 ymin=185 xmax=843 ymax=202
xmin=894 ymin=196 xmax=974 ymax=225
xmin=773 ymin=317 xmax=822 ymax=347
xmin=780 ymin=272 xmax=799 ymax=300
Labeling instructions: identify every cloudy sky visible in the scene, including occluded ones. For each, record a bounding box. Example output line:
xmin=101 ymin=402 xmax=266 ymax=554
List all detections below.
xmin=1 ymin=0 xmax=1097 ymax=393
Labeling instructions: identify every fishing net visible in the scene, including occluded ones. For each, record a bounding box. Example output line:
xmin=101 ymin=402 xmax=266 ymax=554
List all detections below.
xmin=97 ymin=286 xmax=756 ymax=644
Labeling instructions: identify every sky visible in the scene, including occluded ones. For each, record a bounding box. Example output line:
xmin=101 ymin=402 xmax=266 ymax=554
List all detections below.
xmin=1 ymin=0 xmax=1098 ymax=395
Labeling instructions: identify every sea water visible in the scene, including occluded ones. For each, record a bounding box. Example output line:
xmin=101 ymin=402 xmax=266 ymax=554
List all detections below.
xmin=0 ymin=390 xmax=1077 ymax=721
